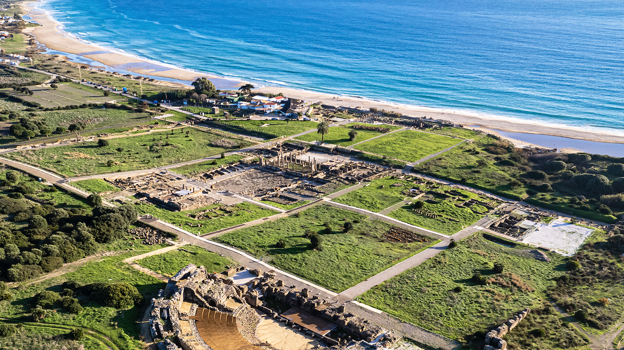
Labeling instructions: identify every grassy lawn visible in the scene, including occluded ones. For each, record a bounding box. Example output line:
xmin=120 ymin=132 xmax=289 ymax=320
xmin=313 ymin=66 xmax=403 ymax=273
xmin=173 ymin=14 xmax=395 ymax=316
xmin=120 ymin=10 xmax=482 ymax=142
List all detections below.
xmin=359 ymin=234 xmax=570 ymax=343
xmin=212 ymin=120 xmax=317 ymax=139
xmin=260 ymin=200 xmax=311 ymax=211
xmin=7 ymin=128 xmax=250 ymax=177
xmin=295 ymin=123 xmax=401 ymax=147
xmin=389 ymin=201 xmax=484 ymax=235
xmin=0 ymin=242 xmax=169 ymax=350
xmin=72 ymin=179 xmax=120 ymax=194
xmin=354 ymin=152 xmax=407 ymax=169
xmin=170 ymin=154 xmax=245 ymax=176
xmin=354 ymin=130 xmax=461 ymax=162
xmin=182 ymin=107 xmax=225 ymax=118
xmin=333 ymin=177 xmax=412 ymax=212
xmin=427 ymin=127 xmax=481 ymax=139
xmin=136 ymin=245 xmax=235 ymax=277
xmin=215 ymin=205 xmax=437 ymax=292
xmin=135 ymin=201 xmax=277 ymax=235
xmin=1 ymin=34 xmax=27 ymax=53
xmin=2 ymin=82 xmax=114 ymax=108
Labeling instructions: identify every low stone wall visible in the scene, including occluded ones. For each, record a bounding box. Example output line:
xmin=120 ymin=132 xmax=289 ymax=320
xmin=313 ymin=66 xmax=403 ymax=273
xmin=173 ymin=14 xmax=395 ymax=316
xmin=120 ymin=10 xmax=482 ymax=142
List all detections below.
xmin=484 ymin=308 xmax=530 ymax=350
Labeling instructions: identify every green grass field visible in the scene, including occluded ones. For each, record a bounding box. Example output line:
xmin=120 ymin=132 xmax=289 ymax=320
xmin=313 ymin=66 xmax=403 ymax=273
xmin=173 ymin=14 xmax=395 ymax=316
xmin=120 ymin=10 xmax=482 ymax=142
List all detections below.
xmin=389 ymin=201 xmax=484 ymax=234
xmin=2 ymin=82 xmax=115 ymax=108
xmin=7 ymin=128 xmax=250 ymax=177
xmin=135 ymin=201 xmax=277 ymax=235
xmin=359 ymin=234 xmax=568 ymax=343
xmin=137 ymin=245 xmax=235 ymax=277
xmin=1 ymin=34 xmax=27 ymax=54
xmin=295 ymin=123 xmax=402 ymax=147
xmin=212 ymin=120 xmax=317 ymax=139
xmin=354 ymin=130 xmax=462 ymax=162
xmin=333 ymin=177 xmax=412 ymax=212
xmin=215 ymin=205 xmax=437 ymax=292
xmin=260 ymin=200 xmax=311 ymax=211
xmin=72 ymin=179 xmax=120 ymax=194
xmin=170 ymin=154 xmax=245 ymax=176
xmin=182 ymin=107 xmax=225 ymax=118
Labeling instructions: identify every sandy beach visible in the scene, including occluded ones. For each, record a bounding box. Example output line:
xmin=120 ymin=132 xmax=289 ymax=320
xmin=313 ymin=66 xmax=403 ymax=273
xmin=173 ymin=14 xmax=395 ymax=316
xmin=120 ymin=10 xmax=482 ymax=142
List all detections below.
xmin=20 ymin=1 xmax=624 ymax=147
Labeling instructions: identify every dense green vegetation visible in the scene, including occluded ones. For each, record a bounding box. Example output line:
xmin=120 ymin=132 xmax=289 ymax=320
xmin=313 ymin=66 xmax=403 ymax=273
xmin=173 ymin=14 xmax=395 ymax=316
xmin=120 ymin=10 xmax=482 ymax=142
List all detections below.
xmin=1 ymin=82 xmax=114 ymax=108
xmin=216 ymin=205 xmax=436 ymax=292
xmin=295 ymin=123 xmax=401 ymax=147
xmin=137 ymin=245 xmax=234 ymax=277
xmin=72 ymin=179 xmax=120 ymax=194
xmin=389 ymin=201 xmax=484 ymax=235
xmin=359 ymin=234 xmax=587 ymax=348
xmin=354 ymin=152 xmax=407 ymax=169
xmin=415 ymin=134 xmax=621 ymax=223
xmin=333 ymin=177 xmax=412 ymax=212
xmin=7 ymin=128 xmax=250 ymax=177
xmin=211 ymin=120 xmax=317 ymax=139
xmin=354 ymin=130 xmax=461 ymax=162
xmin=170 ymin=154 xmax=245 ymax=176
xmin=135 ymin=201 xmax=277 ymax=235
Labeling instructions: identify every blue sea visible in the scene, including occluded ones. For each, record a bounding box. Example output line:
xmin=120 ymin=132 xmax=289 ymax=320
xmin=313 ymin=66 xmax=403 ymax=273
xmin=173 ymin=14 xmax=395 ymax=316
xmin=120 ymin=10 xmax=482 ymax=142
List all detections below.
xmin=36 ymin=0 xmax=624 ymax=133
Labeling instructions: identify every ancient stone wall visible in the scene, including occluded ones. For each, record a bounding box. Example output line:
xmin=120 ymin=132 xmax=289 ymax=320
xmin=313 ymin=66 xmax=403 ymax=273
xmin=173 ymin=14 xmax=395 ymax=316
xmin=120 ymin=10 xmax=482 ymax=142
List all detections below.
xmin=484 ymin=308 xmax=530 ymax=350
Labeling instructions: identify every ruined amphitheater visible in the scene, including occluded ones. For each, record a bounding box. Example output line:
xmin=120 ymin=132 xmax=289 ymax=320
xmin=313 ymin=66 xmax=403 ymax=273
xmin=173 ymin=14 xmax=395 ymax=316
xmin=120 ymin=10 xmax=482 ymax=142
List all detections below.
xmin=149 ymin=264 xmax=400 ymax=350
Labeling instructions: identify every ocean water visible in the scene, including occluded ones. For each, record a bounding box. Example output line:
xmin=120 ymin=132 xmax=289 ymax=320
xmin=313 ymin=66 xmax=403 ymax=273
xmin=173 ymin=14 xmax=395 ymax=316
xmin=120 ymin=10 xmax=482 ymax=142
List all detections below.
xmin=36 ymin=0 xmax=624 ymax=132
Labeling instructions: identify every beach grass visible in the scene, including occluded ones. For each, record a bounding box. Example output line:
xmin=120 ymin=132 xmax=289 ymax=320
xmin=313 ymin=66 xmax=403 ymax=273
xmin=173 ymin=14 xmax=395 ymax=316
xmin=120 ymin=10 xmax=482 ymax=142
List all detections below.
xmin=215 ymin=205 xmax=437 ymax=292
xmin=294 ymin=123 xmax=401 ymax=147
xmin=354 ymin=130 xmax=462 ymax=162
xmin=211 ymin=120 xmax=317 ymax=139
xmin=136 ymin=245 xmax=235 ymax=277
xmin=134 ymin=201 xmax=277 ymax=236
xmin=6 ymin=128 xmax=250 ymax=177
xmin=72 ymin=179 xmax=120 ymax=194
xmin=169 ymin=154 xmax=245 ymax=176
xmin=359 ymin=233 xmax=570 ymax=343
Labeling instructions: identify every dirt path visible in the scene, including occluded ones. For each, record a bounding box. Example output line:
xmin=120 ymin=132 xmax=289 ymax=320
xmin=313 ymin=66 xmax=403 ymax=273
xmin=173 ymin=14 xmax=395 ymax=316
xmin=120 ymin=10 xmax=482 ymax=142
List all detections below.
xmin=122 ymin=243 xmax=188 ymax=282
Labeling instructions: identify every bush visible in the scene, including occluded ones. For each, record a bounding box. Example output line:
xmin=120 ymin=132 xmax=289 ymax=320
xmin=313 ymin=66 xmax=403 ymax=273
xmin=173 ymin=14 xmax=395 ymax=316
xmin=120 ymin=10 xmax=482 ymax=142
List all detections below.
xmin=40 ymin=256 xmax=63 ymax=273
xmin=323 ymin=226 xmax=332 ymax=235
xmin=0 ymin=324 xmax=18 ymax=337
xmin=96 ymin=283 xmax=143 ymax=309
xmin=568 ymin=153 xmax=591 ymax=164
xmin=471 ymin=272 xmax=487 ymax=285
xmin=575 ymin=309 xmax=589 ymax=322
xmin=526 ymin=170 xmax=548 ymax=181
xmin=35 ymin=290 xmax=60 ymax=307
xmin=530 ymin=328 xmax=546 ymax=337
xmin=69 ymin=328 xmax=84 ymax=340
xmin=310 ymin=235 xmax=323 ymax=250
xmin=453 ymin=286 xmax=463 ymax=293
xmin=413 ymin=201 xmax=424 ymax=209
xmin=598 ymin=204 xmax=613 ymax=215
xmin=586 ymin=175 xmax=613 ymax=195
xmin=547 ymin=160 xmax=566 ymax=172
xmin=613 ymin=178 xmax=624 ymax=193
xmin=448 ymin=239 xmax=457 ymax=248
xmin=607 ymin=163 xmax=624 ymax=177
xmin=534 ymin=183 xmax=553 ymax=192
xmin=97 ymin=139 xmax=109 ymax=147
xmin=276 ymin=239 xmax=286 ymax=248
xmin=343 ymin=222 xmax=353 ymax=233
xmin=493 ymin=263 xmax=504 ymax=273
xmin=304 ymin=230 xmax=316 ymax=239
xmin=567 ymin=260 xmax=581 ymax=271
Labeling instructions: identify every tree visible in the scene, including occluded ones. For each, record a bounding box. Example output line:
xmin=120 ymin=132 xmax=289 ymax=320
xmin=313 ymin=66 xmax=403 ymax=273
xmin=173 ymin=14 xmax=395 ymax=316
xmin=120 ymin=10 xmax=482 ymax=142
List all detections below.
xmin=414 ymin=201 xmax=424 ymax=209
xmin=70 ymin=328 xmax=84 ymax=340
xmin=568 ymin=153 xmax=591 ymax=164
xmin=29 ymin=215 xmax=48 ymax=230
xmin=191 ymin=77 xmax=216 ymax=97
xmin=50 ymin=84 xmax=58 ymax=90
xmin=472 ymin=272 xmax=487 ymax=285
xmin=348 ymin=129 xmax=358 ymax=141
xmin=575 ymin=309 xmax=589 ymax=322
xmin=547 ymin=160 xmax=566 ymax=172
xmin=36 ymin=290 xmax=60 ymax=307
xmin=97 ymin=283 xmax=143 ymax=309
xmin=567 ymin=260 xmax=581 ymax=270
xmin=90 ymin=213 xmax=128 ymax=243
xmin=31 ymin=306 xmax=49 ymax=322
xmin=238 ymin=84 xmax=254 ymax=95
xmin=448 ymin=239 xmax=457 ymax=248
xmin=25 ymin=130 xmax=35 ymax=140
xmin=613 ymin=178 xmax=624 ymax=193
xmin=608 ymin=164 xmax=624 ymax=177
xmin=316 ymin=121 xmax=330 ymax=143
xmin=98 ymin=139 xmax=109 ymax=147
xmin=493 ymin=263 xmax=504 ymax=273
xmin=276 ymin=239 xmax=286 ymax=248
xmin=87 ymin=194 xmax=102 ymax=207
xmin=41 ymin=256 xmax=63 ymax=273
xmin=104 ymin=90 xmax=110 ymax=97
xmin=0 ymin=324 xmax=18 ymax=337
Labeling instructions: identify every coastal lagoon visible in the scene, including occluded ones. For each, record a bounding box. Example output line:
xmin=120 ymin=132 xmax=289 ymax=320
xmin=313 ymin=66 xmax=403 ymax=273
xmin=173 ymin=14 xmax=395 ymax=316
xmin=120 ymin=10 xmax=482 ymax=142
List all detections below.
xmin=36 ymin=0 xmax=624 ymax=132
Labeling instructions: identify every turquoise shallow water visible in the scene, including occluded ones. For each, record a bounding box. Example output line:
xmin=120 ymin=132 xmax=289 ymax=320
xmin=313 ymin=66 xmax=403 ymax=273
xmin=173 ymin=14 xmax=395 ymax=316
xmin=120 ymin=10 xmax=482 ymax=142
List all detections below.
xmin=35 ymin=0 xmax=624 ymax=132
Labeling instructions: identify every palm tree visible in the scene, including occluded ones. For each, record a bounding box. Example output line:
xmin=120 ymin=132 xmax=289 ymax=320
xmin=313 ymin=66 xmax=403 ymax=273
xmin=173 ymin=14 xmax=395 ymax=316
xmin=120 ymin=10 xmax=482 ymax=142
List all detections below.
xmin=238 ymin=84 xmax=254 ymax=95
xmin=317 ymin=121 xmax=330 ymax=143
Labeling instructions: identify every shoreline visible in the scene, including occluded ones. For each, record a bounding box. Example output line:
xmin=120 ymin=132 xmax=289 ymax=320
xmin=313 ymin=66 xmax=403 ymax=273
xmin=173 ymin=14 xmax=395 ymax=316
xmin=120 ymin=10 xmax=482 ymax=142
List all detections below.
xmin=20 ymin=0 xmax=624 ymax=148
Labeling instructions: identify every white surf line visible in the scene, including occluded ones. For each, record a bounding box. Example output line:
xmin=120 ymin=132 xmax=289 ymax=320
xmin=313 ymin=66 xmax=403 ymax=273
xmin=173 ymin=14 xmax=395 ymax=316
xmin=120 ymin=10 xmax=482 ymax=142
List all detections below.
xmin=153 ymin=219 xmax=339 ymax=297
xmin=325 ymin=200 xmax=448 ymax=240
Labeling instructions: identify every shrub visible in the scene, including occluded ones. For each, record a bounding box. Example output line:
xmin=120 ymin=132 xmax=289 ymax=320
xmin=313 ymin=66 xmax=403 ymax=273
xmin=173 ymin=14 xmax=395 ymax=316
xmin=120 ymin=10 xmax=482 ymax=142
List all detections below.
xmin=323 ymin=226 xmax=332 ymax=235
xmin=0 ymin=324 xmax=18 ymax=337
xmin=448 ymin=239 xmax=457 ymax=248
xmin=304 ymin=230 xmax=316 ymax=239
xmin=547 ymin=160 xmax=566 ymax=172
xmin=493 ymin=263 xmax=504 ymax=273
xmin=598 ymin=204 xmax=613 ymax=215
xmin=69 ymin=328 xmax=84 ymax=340
xmin=575 ymin=309 xmax=589 ymax=322
xmin=453 ymin=286 xmax=463 ymax=293
xmin=472 ymin=272 xmax=487 ymax=285
xmin=343 ymin=222 xmax=353 ymax=233
xmin=87 ymin=194 xmax=102 ymax=207
xmin=530 ymin=328 xmax=546 ymax=337
xmin=613 ymin=178 xmax=624 ymax=193
xmin=598 ymin=298 xmax=609 ymax=306
xmin=526 ymin=170 xmax=548 ymax=181
xmin=568 ymin=153 xmax=591 ymax=164
xmin=35 ymin=290 xmax=60 ymax=307
xmin=607 ymin=164 xmax=624 ymax=177
xmin=567 ymin=260 xmax=581 ymax=271
xmin=276 ymin=239 xmax=286 ymax=248
xmin=534 ymin=183 xmax=553 ymax=192
xmin=586 ymin=175 xmax=613 ymax=195
xmin=310 ymin=235 xmax=323 ymax=250
xmin=96 ymin=283 xmax=143 ymax=309
xmin=97 ymin=139 xmax=109 ymax=147
xmin=413 ymin=201 xmax=424 ymax=209
xmin=40 ymin=256 xmax=63 ymax=272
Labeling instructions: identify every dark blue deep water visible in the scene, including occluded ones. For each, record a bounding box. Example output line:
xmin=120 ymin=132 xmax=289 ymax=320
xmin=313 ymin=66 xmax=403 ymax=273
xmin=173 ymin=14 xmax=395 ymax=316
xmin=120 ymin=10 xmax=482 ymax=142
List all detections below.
xmin=37 ymin=0 xmax=624 ymax=132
